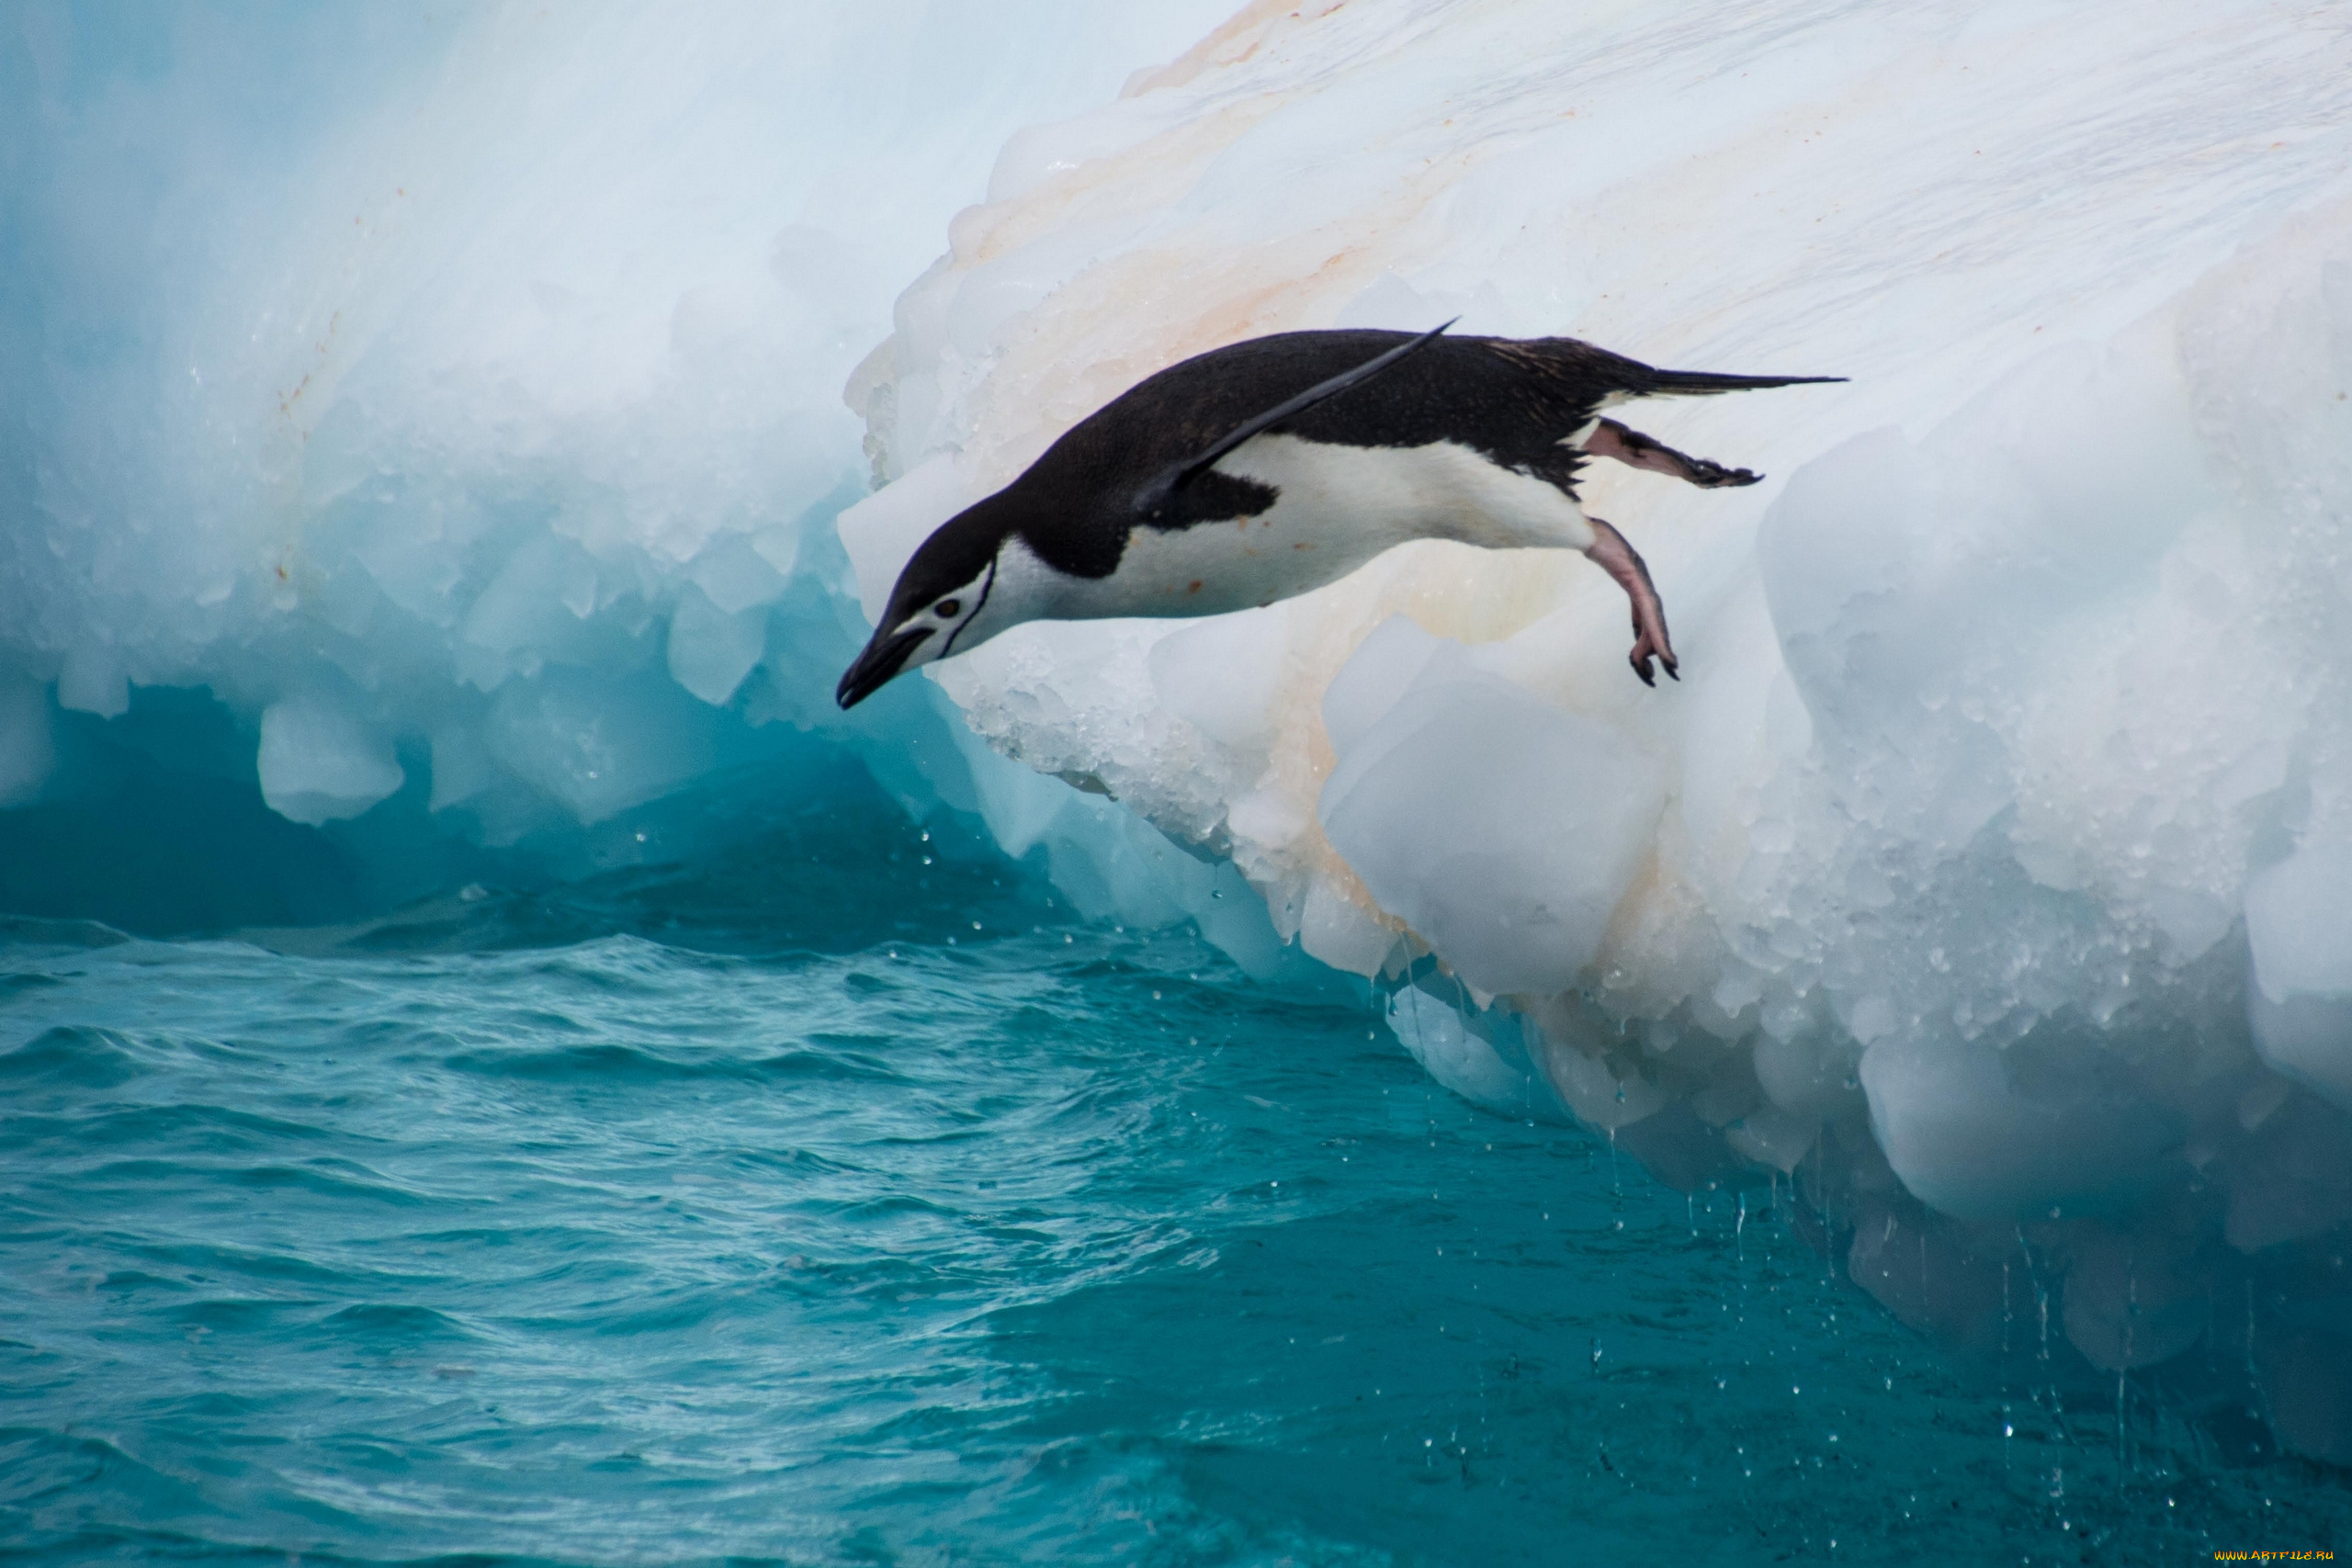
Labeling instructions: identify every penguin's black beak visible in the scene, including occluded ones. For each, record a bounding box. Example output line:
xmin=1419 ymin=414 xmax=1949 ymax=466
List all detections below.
xmin=836 ymin=625 xmax=933 ymax=709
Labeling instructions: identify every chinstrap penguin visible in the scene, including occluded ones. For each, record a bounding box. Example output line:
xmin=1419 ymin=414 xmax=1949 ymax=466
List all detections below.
xmin=837 ymin=324 xmax=1841 ymax=708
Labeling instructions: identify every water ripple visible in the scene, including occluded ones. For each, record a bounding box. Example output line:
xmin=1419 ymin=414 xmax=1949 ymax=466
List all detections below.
xmin=2 ymin=920 xmax=2346 ymax=1564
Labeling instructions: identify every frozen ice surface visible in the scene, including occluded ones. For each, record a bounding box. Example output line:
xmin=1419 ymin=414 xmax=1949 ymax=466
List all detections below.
xmin=0 ymin=0 xmax=1245 ymax=917
xmin=837 ymin=0 xmax=2352 ymax=1458
xmin=257 ymin=691 xmax=406 ymax=827
xmin=1321 ymin=622 xmax=1665 ymax=998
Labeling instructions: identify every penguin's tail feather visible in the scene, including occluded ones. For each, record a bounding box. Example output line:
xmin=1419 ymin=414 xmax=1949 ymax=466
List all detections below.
xmin=1634 ymin=367 xmax=1847 ymax=396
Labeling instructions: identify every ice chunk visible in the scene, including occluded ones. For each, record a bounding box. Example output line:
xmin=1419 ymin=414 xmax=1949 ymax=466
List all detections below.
xmin=1532 ymin=1022 xmax=1673 ymax=1131
xmin=1148 ymin=607 xmax=1288 ymax=754
xmin=1320 ymin=640 xmax=1663 ymax=998
xmin=666 ymin=585 xmax=767 ymax=706
xmin=257 ymin=694 xmax=406 ymax=827
xmin=2245 ymin=836 xmax=2352 ymax=999
xmin=1389 ymin=983 xmax=1570 ymax=1124
xmin=838 ymin=455 xmax=972 ymax=625
xmin=56 ymin=647 xmax=129 ymax=718
xmin=688 ymin=532 xmax=794 ymax=615
xmin=1317 ymin=615 xmax=1442 ymax=760
xmin=462 ymin=537 xmax=604 ymax=665
xmin=1860 ymin=1032 xmax=2183 ymax=1224
xmin=2245 ymin=834 xmax=2352 ymax=1111
xmin=1724 ymin=1102 xmax=1818 ymax=1175
xmin=1295 ymin=878 xmax=1398 ymax=976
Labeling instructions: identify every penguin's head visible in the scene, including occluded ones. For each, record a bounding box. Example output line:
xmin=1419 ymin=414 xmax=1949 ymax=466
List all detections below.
xmin=836 ymin=500 xmax=1033 ymax=709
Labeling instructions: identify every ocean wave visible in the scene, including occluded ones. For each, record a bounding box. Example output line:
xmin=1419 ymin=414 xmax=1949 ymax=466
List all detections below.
xmin=441 ymin=1041 xmax=912 ymax=1089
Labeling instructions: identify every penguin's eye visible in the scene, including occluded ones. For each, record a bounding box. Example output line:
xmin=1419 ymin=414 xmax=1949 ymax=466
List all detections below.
xmin=934 ymin=598 xmax=961 ymax=617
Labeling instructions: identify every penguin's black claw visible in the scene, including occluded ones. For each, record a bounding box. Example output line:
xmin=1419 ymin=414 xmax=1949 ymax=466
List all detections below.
xmin=1628 ymin=644 xmax=1679 ymax=686
xmin=1684 ymin=459 xmax=1758 ymax=488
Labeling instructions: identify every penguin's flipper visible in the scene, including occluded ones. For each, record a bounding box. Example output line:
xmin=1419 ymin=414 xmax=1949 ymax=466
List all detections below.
xmin=1154 ymin=319 xmax=1458 ymax=503
xmin=1585 ymin=418 xmax=1760 ymax=489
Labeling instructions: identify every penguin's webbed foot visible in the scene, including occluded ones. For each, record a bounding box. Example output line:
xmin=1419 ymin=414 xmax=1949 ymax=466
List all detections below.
xmin=1583 ymin=518 xmax=1677 ymax=687
xmin=1586 ymin=419 xmax=1760 ymax=489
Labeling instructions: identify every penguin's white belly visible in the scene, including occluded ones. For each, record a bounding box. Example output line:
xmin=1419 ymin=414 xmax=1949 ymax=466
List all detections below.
xmin=1049 ymin=435 xmax=1596 ymax=621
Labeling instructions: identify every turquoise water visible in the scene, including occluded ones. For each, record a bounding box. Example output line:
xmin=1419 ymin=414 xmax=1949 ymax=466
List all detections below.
xmin=3 ymin=793 xmax=2346 ymax=1564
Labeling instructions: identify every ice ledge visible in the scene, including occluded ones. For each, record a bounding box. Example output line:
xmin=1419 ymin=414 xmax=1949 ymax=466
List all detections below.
xmin=840 ymin=0 xmax=2352 ymax=1454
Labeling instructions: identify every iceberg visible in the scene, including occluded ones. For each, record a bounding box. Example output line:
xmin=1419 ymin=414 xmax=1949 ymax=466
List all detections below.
xmin=837 ymin=0 xmax=2352 ymax=1461
xmin=8 ymin=0 xmax=2352 ymax=1468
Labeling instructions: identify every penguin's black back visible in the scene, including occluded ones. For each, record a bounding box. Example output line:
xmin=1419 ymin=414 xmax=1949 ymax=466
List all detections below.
xmin=1002 ymin=331 xmax=1777 ymax=578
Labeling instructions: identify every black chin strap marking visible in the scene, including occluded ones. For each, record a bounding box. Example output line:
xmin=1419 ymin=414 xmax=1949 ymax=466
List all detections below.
xmin=935 ymin=557 xmax=998 ymax=660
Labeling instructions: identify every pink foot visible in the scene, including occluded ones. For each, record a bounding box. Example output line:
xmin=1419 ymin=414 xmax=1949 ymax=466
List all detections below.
xmin=1582 ymin=518 xmax=1676 ymax=686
